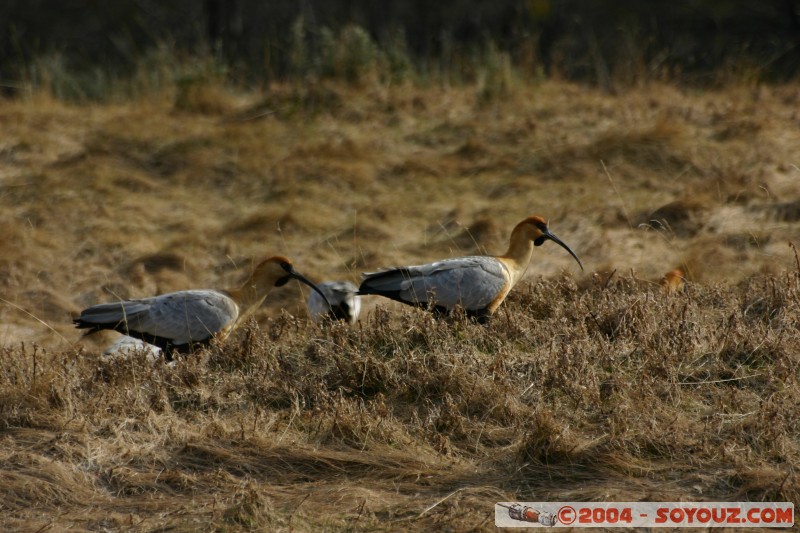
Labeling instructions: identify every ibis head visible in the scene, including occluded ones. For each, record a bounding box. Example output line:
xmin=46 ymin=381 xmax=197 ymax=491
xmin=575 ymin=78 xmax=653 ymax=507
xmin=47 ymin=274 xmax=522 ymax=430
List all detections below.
xmin=515 ymin=216 xmax=584 ymax=271
xmin=250 ymin=256 xmax=333 ymax=308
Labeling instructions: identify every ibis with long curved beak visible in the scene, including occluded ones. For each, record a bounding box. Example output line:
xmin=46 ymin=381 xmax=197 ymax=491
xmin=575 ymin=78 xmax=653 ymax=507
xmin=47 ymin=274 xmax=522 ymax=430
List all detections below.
xmin=74 ymin=256 xmax=330 ymax=358
xmin=358 ymin=216 xmax=583 ymax=321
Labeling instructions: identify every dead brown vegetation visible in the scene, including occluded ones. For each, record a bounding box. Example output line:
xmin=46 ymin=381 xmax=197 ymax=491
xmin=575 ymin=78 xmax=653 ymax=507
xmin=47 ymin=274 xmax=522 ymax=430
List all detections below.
xmin=2 ymin=276 xmax=799 ymax=531
xmin=1 ymin=79 xmax=800 ymax=530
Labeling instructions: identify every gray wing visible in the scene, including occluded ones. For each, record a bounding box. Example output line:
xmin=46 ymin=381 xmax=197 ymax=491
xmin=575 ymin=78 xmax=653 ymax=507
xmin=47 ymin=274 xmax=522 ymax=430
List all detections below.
xmin=77 ymin=290 xmax=239 ymax=344
xmin=360 ymin=256 xmax=509 ymax=311
xmin=308 ymin=281 xmax=361 ymax=323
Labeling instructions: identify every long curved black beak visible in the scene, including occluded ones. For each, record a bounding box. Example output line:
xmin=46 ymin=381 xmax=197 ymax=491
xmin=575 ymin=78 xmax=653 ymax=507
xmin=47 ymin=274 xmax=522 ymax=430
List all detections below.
xmin=544 ymin=230 xmax=584 ymax=271
xmin=289 ymin=269 xmax=333 ymax=309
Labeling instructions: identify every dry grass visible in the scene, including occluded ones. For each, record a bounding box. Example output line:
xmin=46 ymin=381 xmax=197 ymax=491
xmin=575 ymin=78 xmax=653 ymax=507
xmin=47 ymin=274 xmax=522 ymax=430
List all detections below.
xmin=1 ymin=79 xmax=800 ymax=530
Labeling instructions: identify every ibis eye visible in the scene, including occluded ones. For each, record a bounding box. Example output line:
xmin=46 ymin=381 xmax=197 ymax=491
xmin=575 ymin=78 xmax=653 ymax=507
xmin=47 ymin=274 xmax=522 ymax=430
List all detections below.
xmin=534 ymin=236 xmax=547 ymax=246
xmin=275 ymin=276 xmax=291 ymax=287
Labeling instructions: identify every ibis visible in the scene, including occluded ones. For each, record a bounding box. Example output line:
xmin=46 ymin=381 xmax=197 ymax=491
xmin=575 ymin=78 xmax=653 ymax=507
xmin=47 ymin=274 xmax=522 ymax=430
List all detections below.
xmin=307 ymin=281 xmax=361 ymax=324
xmin=358 ymin=215 xmax=583 ymax=321
xmin=74 ymin=256 xmax=330 ymax=359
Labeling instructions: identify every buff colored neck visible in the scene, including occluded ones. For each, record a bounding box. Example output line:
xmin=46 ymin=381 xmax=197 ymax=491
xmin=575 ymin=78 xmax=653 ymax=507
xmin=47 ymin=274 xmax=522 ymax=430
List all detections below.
xmin=498 ymin=224 xmax=535 ymax=284
xmin=227 ymin=277 xmax=274 ymax=318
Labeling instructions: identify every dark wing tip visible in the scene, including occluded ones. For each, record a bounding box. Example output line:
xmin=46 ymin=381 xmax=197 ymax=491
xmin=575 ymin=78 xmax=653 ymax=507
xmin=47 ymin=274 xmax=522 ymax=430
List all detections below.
xmin=73 ymin=317 xmax=105 ymax=335
xmin=358 ymin=267 xmax=410 ymax=294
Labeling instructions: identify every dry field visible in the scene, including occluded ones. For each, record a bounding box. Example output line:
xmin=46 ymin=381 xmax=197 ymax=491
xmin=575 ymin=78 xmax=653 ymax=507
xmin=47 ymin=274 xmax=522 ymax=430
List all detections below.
xmin=1 ymin=78 xmax=800 ymax=531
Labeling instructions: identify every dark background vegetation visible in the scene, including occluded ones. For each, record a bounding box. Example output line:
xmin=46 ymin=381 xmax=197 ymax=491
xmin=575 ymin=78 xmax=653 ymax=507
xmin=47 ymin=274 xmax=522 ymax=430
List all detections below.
xmin=3 ymin=0 xmax=800 ymax=92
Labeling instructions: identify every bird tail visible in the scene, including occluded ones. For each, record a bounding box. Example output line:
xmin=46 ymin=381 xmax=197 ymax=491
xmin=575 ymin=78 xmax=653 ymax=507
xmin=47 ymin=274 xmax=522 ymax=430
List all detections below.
xmin=358 ymin=268 xmax=412 ymax=297
xmin=73 ymin=301 xmax=149 ymax=335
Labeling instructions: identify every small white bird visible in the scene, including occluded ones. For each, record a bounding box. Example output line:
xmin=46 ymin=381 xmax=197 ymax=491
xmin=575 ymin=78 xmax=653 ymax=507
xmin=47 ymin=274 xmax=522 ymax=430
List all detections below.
xmin=307 ymin=281 xmax=361 ymax=324
xmin=358 ymin=215 xmax=582 ymax=321
xmin=103 ymin=335 xmax=163 ymax=360
xmin=74 ymin=256 xmax=330 ymax=359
